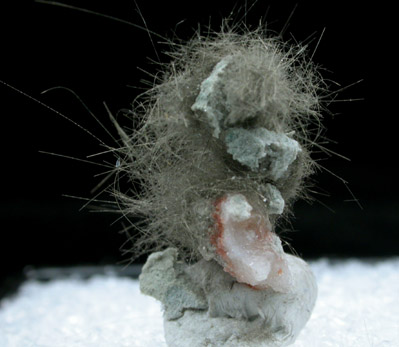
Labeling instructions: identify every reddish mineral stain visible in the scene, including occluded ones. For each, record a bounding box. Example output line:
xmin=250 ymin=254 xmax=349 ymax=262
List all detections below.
xmin=211 ymin=193 xmax=291 ymax=292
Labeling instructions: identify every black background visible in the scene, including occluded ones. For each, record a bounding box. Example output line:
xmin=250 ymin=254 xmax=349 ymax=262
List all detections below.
xmin=1 ymin=1 xmax=398 ymax=285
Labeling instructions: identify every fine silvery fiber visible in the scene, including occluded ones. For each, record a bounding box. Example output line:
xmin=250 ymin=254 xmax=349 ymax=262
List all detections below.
xmin=114 ymin=24 xmax=327 ymax=346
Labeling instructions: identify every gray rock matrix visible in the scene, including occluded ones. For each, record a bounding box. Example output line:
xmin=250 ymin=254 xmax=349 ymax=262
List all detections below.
xmin=140 ymin=248 xmax=317 ymax=347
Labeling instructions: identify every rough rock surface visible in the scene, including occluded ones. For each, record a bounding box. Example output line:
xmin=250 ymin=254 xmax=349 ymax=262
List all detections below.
xmin=140 ymin=248 xmax=317 ymax=346
xmin=139 ymin=248 xmax=207 ymax=320
xmin=224 ymin=127 xmax=301 ymax=177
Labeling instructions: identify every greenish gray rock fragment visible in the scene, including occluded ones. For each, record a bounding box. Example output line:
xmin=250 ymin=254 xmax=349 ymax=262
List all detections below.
xmin=139 ymin=248 xmax=207 ymax=320
xmin=191 ymin=57 xmax=302 ymax=184
xmin=191 ymin=56 xmax=233 ymax=138
xmin=225 ymin=127 xmax=301 ymax=178
xmin=262 ymin=183 xmax=285 ymax=215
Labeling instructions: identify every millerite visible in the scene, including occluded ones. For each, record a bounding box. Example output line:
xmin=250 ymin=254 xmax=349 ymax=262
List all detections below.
xmin=114 ymin=22 xmax=327 ymax=346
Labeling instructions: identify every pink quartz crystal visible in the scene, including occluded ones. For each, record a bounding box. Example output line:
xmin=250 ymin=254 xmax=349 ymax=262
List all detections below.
xmin=212 ymin=193 xmax=291 ymax=292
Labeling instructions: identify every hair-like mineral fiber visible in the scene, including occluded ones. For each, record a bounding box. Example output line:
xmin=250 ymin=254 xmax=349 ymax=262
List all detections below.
xmin=113 ymin=21 xmax=328 ymax=262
